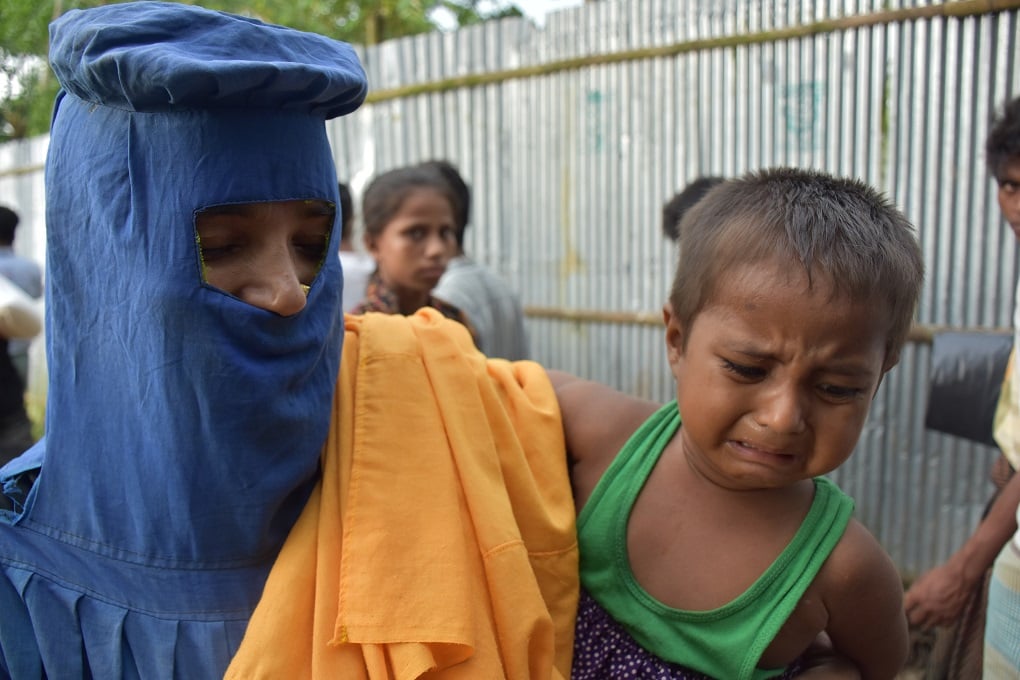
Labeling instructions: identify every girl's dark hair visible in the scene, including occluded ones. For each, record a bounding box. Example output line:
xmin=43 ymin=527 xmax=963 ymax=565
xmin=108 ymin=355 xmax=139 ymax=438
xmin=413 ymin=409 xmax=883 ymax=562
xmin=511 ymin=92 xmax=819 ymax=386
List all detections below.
xmin=419 ymin=160 xmax=470 ymax=239
xmin=670 ymin=167 xmax=924 ymax=365
xmin=361 ymin=166 xmax=457 ymax=238
xmin=986 ymin=96 xmax=1020 ymax=178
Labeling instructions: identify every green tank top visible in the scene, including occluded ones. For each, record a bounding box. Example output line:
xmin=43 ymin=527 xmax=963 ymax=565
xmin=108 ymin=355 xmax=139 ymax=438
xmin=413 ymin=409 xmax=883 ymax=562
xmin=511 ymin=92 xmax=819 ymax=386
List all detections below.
xmin=577 ymin=401 xmax=854 ymax=680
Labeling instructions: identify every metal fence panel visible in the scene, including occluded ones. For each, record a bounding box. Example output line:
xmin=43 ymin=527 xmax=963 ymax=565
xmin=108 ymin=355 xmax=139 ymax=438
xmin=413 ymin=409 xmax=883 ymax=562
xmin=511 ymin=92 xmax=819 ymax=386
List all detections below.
xmin=3 ymin=0 xmax=1020 ymax=577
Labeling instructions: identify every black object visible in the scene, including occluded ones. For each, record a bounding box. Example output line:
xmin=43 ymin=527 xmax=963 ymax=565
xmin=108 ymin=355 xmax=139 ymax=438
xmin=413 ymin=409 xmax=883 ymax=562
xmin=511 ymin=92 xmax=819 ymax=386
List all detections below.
xmin=925 ymin=331 xmax=1013 ymax=447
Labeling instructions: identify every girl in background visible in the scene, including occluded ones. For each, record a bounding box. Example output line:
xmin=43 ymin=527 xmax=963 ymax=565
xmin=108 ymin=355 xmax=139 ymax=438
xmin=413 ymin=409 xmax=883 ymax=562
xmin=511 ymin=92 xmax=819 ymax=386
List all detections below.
xmin=352 ymin=166 xmax=476 ymax=341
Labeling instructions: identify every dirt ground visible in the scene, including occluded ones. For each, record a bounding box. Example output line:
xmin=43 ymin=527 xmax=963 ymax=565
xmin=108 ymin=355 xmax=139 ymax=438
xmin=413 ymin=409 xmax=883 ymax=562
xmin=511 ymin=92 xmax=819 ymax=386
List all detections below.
xmin=899 ymin=625 xmax=951 ymax=680
xmin=898 ymin=627 xmax=932 ymax=679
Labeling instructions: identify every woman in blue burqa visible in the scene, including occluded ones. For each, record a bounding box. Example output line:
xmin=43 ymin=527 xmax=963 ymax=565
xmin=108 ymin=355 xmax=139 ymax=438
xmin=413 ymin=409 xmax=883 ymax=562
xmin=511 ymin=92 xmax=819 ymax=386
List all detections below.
xmin=0 ymin=2 xmax=367 ymax=676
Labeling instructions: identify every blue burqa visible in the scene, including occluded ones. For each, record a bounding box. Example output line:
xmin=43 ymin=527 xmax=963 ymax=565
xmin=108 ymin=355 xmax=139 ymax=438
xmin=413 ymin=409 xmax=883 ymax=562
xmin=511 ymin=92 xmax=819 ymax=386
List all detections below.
xmin=0 ymin=3 xmax=366 ymax=677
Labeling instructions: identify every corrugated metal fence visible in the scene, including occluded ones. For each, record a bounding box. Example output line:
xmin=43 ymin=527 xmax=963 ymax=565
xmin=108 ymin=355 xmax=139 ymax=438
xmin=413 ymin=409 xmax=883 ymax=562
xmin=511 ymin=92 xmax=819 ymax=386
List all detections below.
xmin=2 ymin=0 xmax=1019 ymax=577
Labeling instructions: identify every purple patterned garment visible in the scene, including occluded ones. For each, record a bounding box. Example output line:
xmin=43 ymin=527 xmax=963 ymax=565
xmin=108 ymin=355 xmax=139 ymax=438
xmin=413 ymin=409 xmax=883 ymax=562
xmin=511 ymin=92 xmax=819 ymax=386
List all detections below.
xmin=571 ymin=589 xmax=803 ymax=680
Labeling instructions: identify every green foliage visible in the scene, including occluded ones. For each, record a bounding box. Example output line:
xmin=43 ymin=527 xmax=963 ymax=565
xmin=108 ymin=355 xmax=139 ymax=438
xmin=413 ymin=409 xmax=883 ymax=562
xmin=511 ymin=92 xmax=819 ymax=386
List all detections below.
xmin=0 ymin=0 xmax=116 ymax=141
xmin=0 ymin=0 xmax=519 ymax=141
xmin=0 ymin=2 xmax=55 ymax=59
xmin=1 ymin=71 xmax=60 ymax=141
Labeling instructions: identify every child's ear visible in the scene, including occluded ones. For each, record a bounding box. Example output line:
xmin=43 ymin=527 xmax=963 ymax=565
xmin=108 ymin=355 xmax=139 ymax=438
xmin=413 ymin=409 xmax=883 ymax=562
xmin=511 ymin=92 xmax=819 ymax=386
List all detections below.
xmin=873 ymin=354 xmax=897 ymax=395
xmin=363 ymin=233 xmax=377 ymax=256
xmin=663 ymin=302 xmax=685 ymax=366
xmin=873 ymin=349 xmax=900 ymax=396
xmin=882 ymin=348 xmax=901 ymax=373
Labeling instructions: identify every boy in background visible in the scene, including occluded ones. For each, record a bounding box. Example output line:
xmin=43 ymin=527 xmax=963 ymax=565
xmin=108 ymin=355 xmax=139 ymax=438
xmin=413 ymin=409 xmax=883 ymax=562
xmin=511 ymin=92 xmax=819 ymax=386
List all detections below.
xmin=661 ymin=175 xmax=725 ymax=242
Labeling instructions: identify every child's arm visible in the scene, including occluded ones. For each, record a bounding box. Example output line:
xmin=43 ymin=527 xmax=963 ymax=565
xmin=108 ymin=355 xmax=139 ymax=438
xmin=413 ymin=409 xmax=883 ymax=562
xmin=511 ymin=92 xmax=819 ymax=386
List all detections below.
xmin=545 ymin=369 xmax=660 ymax=507
xmin=545 ymin=369 xmax=658 ymax=462
xmin=793 ymin=633 xmax=861 ymax=679
xmin=820 ymin=520 xmax=909 ymax=680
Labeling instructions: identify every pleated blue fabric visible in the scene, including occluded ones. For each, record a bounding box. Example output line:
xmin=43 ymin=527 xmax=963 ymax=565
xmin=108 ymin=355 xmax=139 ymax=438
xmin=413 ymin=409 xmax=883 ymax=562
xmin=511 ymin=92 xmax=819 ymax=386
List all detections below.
xmin=0 ymin=3 xmax=366 ymax=676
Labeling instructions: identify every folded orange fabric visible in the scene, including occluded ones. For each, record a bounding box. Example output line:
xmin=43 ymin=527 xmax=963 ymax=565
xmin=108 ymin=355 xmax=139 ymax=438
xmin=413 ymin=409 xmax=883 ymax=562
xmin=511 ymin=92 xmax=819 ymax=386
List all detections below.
xmin=226 ymin=309 xmax=578 ymax=679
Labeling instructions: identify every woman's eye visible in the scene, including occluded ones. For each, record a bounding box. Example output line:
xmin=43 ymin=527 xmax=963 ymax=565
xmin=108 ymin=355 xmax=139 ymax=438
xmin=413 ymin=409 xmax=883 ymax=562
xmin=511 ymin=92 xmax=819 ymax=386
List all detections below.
xmin=297 ymin=244 xmax=326 ymax=260
xmin=722 ymin=359 xmax=765 ymax=380
xmin=199 ymin=242 xmax=238 ymax=262
xmin=295 ymin=233 xmax=329 ymax=258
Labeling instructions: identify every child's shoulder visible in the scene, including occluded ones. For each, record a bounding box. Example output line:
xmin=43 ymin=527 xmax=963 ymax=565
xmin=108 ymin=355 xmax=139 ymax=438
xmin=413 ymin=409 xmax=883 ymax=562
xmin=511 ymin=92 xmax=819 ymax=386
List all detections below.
xmin=822 ymin=518 xmax=903 ymax=601
xmin=546 ymin=370 xmax=665 ymax=506
xmin=547 ymin=370 xmax=661 ymax=457
xmin=815 ymin=517 xmax=909 ymax=678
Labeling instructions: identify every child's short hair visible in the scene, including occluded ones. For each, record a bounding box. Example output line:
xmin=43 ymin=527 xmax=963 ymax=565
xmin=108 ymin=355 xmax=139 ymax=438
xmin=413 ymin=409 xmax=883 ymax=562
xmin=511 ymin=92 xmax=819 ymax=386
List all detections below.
xmin=986 ymin=96 xmax=1020 ymax=179
xmin=669 ymin=167 xmax=924 ymax=364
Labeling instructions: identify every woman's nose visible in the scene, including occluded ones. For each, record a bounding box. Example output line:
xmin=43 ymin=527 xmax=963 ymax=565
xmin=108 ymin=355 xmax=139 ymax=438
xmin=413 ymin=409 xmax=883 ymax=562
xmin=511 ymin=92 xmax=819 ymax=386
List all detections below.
xmin=241 ymin=253 xmax=308 ymax=316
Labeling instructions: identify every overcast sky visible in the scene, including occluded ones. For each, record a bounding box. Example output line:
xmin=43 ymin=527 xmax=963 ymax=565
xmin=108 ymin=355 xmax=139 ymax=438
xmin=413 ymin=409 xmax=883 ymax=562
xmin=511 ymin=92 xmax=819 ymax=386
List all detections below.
xmin=510 ymin=0 xmax=585 ymax=25
xmin=432 ymin=0 xmax=584 ymax=28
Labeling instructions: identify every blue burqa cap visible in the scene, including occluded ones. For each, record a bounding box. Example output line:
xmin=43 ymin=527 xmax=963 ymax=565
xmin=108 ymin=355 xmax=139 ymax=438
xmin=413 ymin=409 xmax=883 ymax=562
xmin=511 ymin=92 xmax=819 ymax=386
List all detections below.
xmin=48 ymin=0 xmax=366 ymax=117
xmin=0 ymin=3 xmax=367 ymax=677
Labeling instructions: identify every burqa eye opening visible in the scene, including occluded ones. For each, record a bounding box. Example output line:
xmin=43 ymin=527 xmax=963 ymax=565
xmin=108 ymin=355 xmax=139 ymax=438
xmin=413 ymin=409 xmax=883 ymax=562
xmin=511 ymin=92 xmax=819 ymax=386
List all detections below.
xmin=194 ymin=200 xmax=336 ymax=309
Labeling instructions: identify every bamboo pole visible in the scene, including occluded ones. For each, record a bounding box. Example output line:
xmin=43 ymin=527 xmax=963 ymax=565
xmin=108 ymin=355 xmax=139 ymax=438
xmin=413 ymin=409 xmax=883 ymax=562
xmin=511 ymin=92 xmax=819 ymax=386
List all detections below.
xmin=364 ymin=0 xmax=1020 ymax=103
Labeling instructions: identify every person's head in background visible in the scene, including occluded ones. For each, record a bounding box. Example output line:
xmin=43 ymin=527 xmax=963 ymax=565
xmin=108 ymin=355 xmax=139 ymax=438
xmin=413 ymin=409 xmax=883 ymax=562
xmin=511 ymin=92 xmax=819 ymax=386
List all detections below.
xmin=987 ymin=96 xmax=1020 ymax=237
xmin=338 ymin=181 xmax=356 ymax=252
xmin=419 ymin=159 xmax=470 ymax=254
xmin=662 ymin=175 xmax=725 ymax=242
xmin=0 ymin=205 xmax=19 ymax=247
xmin=362 ymin=165 xmax=458 ymax=314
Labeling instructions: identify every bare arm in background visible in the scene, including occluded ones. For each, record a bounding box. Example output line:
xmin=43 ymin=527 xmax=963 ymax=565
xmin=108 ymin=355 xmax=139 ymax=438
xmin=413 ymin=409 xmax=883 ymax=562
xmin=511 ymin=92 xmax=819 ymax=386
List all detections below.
xmin=904 ymin=468 xmax=1020 ymax=628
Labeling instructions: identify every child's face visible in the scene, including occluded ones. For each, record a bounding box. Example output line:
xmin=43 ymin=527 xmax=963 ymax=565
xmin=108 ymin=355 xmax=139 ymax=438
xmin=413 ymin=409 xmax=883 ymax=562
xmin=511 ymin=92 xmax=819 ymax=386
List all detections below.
xmin=366 ymin=188 xmax=457 ymax=296
xmin=997 ymin=156 xmax=1020 ymax=239
xmin=195 ymin=199 xmax=334 ymax=316
xmin=664 ymin=259 xmax=889 ymax=490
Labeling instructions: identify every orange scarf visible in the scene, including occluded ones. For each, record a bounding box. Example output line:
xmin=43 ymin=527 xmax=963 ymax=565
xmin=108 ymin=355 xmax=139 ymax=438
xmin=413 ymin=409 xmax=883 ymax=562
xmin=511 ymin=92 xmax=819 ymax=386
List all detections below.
xmin=226 ymin=309 xmax=578 ymax=679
